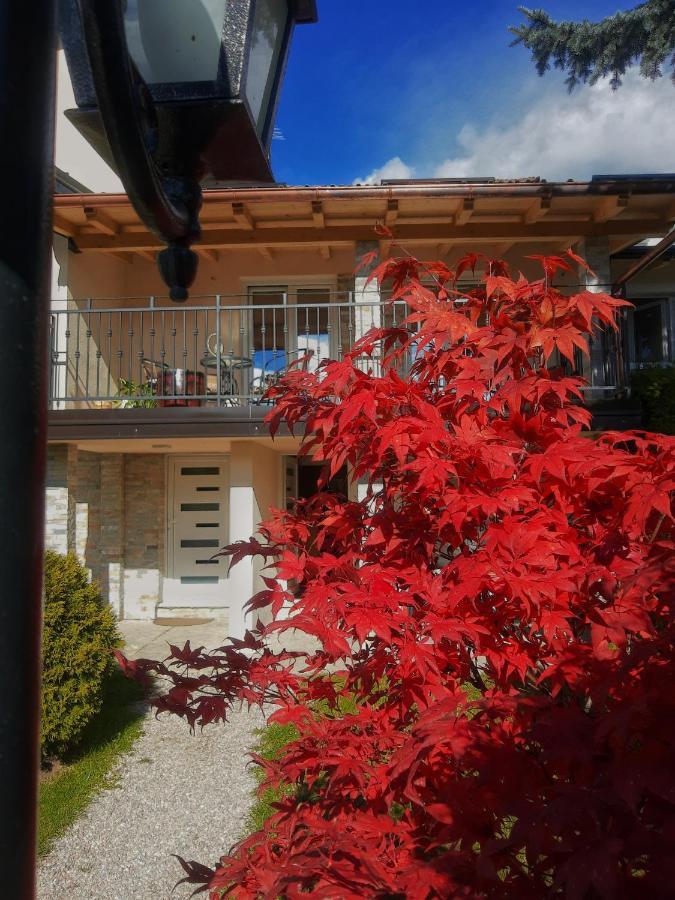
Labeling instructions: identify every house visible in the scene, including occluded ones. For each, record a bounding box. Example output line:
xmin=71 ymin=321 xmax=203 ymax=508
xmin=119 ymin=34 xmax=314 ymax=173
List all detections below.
xmin=46 ymin=175 xmax=675 ymax=634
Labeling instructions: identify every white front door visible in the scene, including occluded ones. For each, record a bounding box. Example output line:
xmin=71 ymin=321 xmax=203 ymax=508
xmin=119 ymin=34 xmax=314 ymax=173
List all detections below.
xmin=163 ymin=455 xmax=230 ymax=608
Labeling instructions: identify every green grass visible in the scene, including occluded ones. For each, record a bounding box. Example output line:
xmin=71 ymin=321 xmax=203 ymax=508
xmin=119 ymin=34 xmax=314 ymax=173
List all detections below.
xmin=38 ymin=669 xmax=145 ymax=856
xmin=246 ymin=721 xmax=298 ymax=833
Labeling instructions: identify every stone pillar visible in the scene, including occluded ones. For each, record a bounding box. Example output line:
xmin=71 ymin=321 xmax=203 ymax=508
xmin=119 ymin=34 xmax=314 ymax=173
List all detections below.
xmin=577 ymin=236 xmax=613 ymax=390
xmin=45 ymin=444 xmax=69 ymax=554
xmin=123 ymin=454 xmax=163 ymax=620
xmin=74 ymin=448 xmax=100 ymax=571
xmin=100 ymin=454 xmax=125 ymax=618
xmin=66 ymin=444 xmax=78 ymax=552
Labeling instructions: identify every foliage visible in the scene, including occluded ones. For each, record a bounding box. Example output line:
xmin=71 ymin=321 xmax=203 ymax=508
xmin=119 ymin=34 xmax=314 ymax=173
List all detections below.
xmin=38 ymin=669 xmax=144 ymax=856
xmin=511 ymin=2 xmax=675 ymax=90
xmin=115 ymin=378 xmax=157 ymax=408
xmin=42 ymin=551 xmax=121 ymax=760
xmin=632 ymin=364 xmax=675 ymax=434
xmin=120 ymin=248 xmax=675 ymax=898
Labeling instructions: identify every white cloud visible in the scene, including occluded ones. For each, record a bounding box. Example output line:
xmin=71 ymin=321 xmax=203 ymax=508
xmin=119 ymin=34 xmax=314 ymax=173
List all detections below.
xmin=353 ymin=156 xmax=416 ymax=185
xmin=359 ymin=75 xmax=675 ymax=184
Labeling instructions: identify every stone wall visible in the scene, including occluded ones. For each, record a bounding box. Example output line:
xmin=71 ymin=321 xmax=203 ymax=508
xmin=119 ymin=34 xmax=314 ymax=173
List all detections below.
xmin=44 ymin=447 xmax=166 ymax=620
xmin=123 ymin=455 xmax=165 ymax=619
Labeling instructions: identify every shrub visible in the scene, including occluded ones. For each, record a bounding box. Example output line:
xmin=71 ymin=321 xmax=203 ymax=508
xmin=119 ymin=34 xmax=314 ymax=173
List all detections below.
xmin=121 ymin=248 xmax=675 ymax=898
xmin=631 ymin=365 xmax=675 ymax=434
xmin=41 ymin=551 xmax=120 ymax=760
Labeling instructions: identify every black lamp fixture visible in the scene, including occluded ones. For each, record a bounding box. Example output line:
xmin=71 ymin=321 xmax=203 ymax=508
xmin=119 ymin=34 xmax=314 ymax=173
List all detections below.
xmin=59 ymin=0 xmax=317 ymax=299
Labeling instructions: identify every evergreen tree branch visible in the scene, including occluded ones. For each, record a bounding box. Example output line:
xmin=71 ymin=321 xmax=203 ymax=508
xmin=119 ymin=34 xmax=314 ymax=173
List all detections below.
xmin=510 ymin=1 xmax=675 ymax=90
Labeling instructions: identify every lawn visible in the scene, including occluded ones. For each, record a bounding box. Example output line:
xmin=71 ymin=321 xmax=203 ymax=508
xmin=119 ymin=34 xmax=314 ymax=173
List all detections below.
xmin=38 ymin=669 xmax=145 ymax=857
xmin=247 ymin=720 xmax=298 ymax=833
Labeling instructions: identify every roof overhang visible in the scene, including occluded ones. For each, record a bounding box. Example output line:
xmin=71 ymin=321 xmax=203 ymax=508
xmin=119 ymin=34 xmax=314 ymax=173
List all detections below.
xmin=52 ymin=177 xmax=675 ymax=261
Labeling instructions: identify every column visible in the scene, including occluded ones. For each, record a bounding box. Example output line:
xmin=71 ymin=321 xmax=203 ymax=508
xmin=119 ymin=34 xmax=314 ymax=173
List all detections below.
xmin=354 ymin=240 xmax=382 ymax=373
xmin=576 ymin=236 xmax=613 ymax=391
xmin=228 ymin=446 xmax=256 ymax=639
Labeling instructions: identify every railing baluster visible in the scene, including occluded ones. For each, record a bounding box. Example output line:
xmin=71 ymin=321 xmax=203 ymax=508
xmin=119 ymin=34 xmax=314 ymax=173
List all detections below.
xmin=128 ymin=310 xmax=135 ymax=391
xmin=95 ymin=310 xmax=101 ymax=399
xmin=74 ymin=305 xmax=82 ymax=397
xmin=171 ymin=309 xmax=177 ymax=399
xmin=282 ymin=291 xmax=288 ymax=364
xmin=181 ymin=308 xmax=187 ymax=399
xmin=149 ymin=297 xmax=156 ymax=402
xmin=192 ymin=307 xmax=198 ymax=401
xmin=215 ymin=295 xmax=221 ymax=407
xmin=84 ymin=299 xmax=92 ymax=403
xmin=160 ymin=309 xmax=166 ymax=401
xmin=138 ymin=306 xmax=145 ymax=392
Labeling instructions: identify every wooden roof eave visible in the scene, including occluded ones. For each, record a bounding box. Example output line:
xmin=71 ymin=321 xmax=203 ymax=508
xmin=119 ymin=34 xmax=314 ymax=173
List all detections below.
xmin=52 ymin=179 xmax=675 ymax=253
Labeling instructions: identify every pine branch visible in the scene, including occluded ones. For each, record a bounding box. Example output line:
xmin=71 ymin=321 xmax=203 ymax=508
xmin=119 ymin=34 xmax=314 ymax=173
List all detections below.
xmin=510 ymin=1 xmax=675 ymax=90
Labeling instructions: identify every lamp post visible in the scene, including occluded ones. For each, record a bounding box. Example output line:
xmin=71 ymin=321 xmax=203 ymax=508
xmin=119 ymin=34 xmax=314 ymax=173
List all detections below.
xmin=59 ymin=0 xmax=317 ymax=299
xmin=0 ymin=3 xmax=56 ymax=897
xmin=0 ymin=2 xmax=316 ymax=895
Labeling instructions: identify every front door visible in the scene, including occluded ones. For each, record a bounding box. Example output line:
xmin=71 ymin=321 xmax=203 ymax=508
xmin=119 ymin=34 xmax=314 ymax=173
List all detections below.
xmin=163 ymin=456 xmax=230 ymax=608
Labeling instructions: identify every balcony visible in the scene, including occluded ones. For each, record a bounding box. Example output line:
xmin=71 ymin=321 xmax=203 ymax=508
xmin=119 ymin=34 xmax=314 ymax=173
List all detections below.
xmin=49 ymin=291 xmax=406 ymax=412
xmin=47 ymin=289 xmax=638 ymax=441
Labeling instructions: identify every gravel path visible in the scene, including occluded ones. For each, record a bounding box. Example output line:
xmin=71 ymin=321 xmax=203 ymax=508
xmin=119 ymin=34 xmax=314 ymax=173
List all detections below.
xmin=38 ymin=701 xmax=265 ymax=900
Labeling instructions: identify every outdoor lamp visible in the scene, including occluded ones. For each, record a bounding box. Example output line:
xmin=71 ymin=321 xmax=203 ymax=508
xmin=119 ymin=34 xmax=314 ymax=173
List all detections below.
xmin=58 ymin=0 xmax=317 ymax=299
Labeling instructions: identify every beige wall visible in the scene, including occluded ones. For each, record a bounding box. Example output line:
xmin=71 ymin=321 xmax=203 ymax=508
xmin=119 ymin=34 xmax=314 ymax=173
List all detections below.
xmin=64 ymin=246 xmax=356 ymax=301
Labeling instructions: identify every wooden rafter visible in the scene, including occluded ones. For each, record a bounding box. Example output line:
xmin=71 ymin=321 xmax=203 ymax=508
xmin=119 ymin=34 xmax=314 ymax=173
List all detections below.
xmin=455 ymin=198 xmax=474 ymax=226
xmin=385 ymin=199 xmax=399 ymax=226
xmin=135 ymin=250 xmax=156 ymax=263
xmin=83 ymin=206 xmax=119 ymax=236
xmin=52 ymin=215 xmax=78 ymax=238
xmin=258 ymin=246 xmax=274 ymax=261
xmin=311 ymin=200 xmax=325 ymax=229
xmin=522 ymin=196 xmax=551 ymax=225
xmin=197 ymin=247 xmax=220 ymax=262
xmin=231 ymin=201 xmax=254 ymax=230
xmin=593 ymin=193 xmax=630 ymax=223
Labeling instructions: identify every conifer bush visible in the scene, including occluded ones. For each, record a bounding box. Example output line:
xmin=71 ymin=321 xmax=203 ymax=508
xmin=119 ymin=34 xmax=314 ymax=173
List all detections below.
xmin=41 ymin=551 xmax=120 ymax=760
xmin=632 ymin=365 xmax=675 ymax=434
xmin=120 ymin=248 xmax=674 ymax=898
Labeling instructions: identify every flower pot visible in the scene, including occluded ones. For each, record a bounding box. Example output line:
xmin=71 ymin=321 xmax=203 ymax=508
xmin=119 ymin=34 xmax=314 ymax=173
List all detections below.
xmin=158 ymin=369 xmax=205 ymax=407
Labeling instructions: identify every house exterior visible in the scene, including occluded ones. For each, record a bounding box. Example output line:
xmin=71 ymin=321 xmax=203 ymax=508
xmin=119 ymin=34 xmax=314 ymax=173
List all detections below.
xmin=46 ymin=176 xmax=675 ymax=633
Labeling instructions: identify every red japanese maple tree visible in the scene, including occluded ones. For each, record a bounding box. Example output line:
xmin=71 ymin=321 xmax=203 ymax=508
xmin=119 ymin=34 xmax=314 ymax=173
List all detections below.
xmin=120 ymin=248 xmax=675 ymax=898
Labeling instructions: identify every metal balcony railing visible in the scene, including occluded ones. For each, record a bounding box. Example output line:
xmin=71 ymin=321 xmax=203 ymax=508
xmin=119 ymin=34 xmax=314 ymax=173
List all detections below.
xmin=47 ymin=290 xmax=631 ymax=412
xmin=48 ymin=292 xmax=409 ymax=410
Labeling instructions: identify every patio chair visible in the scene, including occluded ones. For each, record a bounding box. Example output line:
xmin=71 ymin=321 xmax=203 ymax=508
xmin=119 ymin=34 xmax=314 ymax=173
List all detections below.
xmin=200 ymin=333 xmax=252 ymax=406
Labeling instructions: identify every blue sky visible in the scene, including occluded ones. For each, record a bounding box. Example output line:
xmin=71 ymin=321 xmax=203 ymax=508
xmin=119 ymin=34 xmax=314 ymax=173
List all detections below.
xmin=271 ymin=0 xmax=675 ymax=185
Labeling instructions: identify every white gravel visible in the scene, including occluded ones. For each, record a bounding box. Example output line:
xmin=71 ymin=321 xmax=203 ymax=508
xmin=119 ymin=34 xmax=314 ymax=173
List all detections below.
xmin=38 ymin=701 xmax=265 ymax=900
